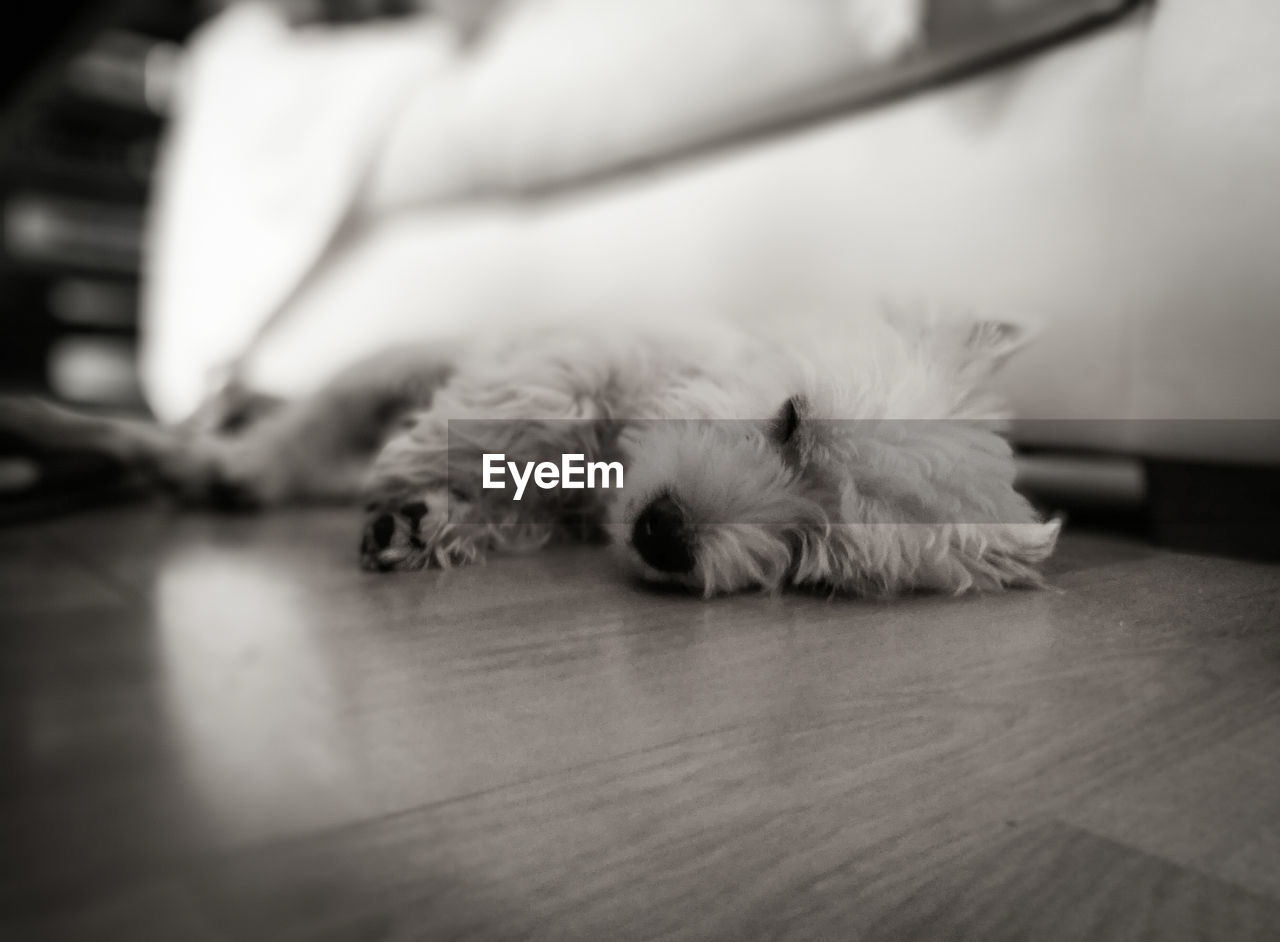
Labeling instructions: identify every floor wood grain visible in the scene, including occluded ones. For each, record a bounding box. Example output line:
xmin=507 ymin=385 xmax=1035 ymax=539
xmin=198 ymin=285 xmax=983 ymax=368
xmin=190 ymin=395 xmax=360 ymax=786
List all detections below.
xmin=2 ymin=507 xmax=1279 ymax=940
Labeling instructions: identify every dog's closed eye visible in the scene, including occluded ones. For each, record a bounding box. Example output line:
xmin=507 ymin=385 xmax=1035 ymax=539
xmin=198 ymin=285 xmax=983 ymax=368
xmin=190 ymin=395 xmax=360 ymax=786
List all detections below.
xmin=771 ymin=395 xmax=804 ymax=446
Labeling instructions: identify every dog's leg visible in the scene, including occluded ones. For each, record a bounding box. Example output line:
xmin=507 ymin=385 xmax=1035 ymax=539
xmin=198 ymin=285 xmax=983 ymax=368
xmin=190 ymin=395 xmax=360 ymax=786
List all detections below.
xmin=358 ymin=413 xmax=503 ymax=571
xmin=0 ymin=396 xmax=206 ymax=505
xmin=166 ymin=345 xmax=458 ymax=507
xmin=0 ymin=345 xmax=457 ymax=509
xmin=0 ymin=397 xmax=180 ymax=464
xmin=359 ymin=412 xmax=613 ymax=571
xmin=358 ymin=357 xmax=617 ymax=571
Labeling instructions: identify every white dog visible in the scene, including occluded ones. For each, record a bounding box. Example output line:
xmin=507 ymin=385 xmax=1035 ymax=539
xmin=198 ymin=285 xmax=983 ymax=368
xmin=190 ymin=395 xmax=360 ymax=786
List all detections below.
xmin=2 ymin=310 xmax=1059 ymax=597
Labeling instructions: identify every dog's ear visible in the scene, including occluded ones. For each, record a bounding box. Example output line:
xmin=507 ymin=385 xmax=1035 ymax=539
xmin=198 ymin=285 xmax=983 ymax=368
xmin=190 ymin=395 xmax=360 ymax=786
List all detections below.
xmin=964 ymin=319 xmax=1034 ymax=369
xmin=885 ymin=306 xmax=1039 ymax=382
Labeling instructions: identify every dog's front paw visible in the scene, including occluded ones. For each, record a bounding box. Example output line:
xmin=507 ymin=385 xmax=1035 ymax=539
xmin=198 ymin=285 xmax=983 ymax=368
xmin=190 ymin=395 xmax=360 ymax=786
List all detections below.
xmin=358 ymin=489 xmax=487 ymax=572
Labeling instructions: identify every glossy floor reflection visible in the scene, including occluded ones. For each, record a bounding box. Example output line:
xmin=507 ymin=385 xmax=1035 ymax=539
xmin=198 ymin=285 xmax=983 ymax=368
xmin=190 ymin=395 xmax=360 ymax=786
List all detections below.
xmin=2 ymin=507 xmax=1280 ymax=940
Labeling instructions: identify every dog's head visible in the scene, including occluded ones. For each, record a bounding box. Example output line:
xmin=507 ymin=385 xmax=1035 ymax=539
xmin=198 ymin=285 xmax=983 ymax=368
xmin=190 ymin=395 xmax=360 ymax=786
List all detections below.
xmin=611 ymin=312 xmax=1060 ymax=597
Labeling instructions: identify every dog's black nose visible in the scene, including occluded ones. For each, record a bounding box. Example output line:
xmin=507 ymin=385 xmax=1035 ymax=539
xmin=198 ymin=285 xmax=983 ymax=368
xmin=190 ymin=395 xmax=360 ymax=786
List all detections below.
xmin=632 ymin=495 xmax=696 ymax=574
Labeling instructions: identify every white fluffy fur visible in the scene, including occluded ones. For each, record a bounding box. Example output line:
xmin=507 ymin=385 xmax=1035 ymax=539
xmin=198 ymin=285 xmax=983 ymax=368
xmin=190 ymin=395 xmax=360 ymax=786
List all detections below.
xmin=0 ymin=307 xmax=1059 ymax=596
xmin=362 ymin=310 xmax=1060 ymax=597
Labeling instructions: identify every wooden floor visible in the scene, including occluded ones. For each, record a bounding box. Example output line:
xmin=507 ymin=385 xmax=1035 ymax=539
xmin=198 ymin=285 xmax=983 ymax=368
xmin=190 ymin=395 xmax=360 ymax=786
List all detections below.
xmin=2 ymin=507 xmax=1279 ymax=941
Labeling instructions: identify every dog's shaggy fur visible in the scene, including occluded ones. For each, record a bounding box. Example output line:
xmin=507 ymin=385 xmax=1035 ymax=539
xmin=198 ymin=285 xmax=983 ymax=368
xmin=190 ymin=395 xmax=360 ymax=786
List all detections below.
xmin=1 ymin=311 xmax=1059 ymax=597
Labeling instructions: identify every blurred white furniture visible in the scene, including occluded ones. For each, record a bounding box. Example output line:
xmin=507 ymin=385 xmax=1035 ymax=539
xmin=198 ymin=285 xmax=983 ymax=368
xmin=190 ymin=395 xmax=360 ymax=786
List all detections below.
xmin=143 ymin=0 xmax=1280 ymax=476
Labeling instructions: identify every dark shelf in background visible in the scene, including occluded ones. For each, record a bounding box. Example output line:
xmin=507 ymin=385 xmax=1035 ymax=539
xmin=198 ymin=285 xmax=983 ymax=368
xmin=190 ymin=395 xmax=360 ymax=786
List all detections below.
xmin=1 ymin=0 xmax=204 ymax=406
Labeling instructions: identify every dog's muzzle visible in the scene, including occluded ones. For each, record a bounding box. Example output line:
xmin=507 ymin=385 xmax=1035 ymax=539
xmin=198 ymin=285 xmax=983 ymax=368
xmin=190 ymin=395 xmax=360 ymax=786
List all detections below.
xmin=631 ymin=495 xmax=696 ymax=574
